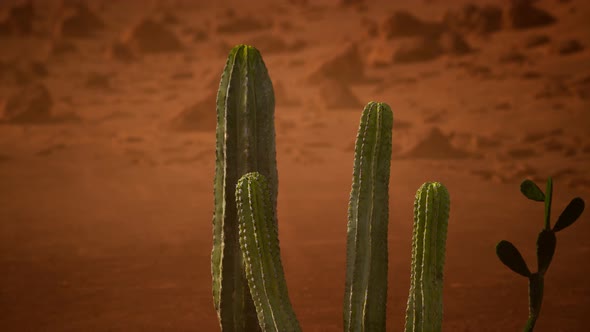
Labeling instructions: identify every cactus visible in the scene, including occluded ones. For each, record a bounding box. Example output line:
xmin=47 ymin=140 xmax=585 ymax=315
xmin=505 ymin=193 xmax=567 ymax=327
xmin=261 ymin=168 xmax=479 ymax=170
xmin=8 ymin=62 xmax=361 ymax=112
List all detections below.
xmin=211 ymin=44 xmax=278 ymax=332
xmin=209 ymin=44 xmax=584 ymax=332
xmin=343 ymin=102 xmax=393 ymax=332
xmin=404 ymin=182 xmax=451 ymax=332
xmin=210 ymin=45 xmax=454 ymax=332
xmin=235 ymin=172 xmax=301 ymax=332
xmin=496 ymin=177 xmax=585 ymax=332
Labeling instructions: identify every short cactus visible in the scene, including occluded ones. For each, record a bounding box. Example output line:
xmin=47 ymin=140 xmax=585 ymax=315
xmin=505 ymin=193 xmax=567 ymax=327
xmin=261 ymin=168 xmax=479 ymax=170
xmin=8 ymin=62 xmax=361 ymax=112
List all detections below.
xmin=235 ymin=172 xmax=301 ymax=332
xmin=211 ymin=44 xmax=278 ymax=332
xmin=343 ymin=102 xmax=393 ymax=332
xmin=404 ymin=182 xmax=451 ymax=332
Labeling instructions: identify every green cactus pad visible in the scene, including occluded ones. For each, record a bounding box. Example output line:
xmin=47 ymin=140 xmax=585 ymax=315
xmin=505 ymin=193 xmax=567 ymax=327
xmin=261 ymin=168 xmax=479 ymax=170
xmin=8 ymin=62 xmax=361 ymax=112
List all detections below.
xmin=496 ymin=240 xmax=531 ymax=278
xmin=235 ymin=172 xmax=301 ymax=332
xmin=553 ymin=197 xmax=585 ymax=232
xmin=344 ymin=101 xmax=393 ymax=332
xmin=520 ymin=179 xmax=545 ymax=202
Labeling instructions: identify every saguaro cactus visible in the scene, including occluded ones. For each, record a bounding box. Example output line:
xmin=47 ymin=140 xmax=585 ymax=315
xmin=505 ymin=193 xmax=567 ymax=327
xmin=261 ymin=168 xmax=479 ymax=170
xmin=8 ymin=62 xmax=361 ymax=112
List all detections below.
xmin=344 ymin=102 xmax=394 ymax=332
xmin=235 ymin=172 xmax=301 ymax=332
xmin=404 ymin=182 xmax=451 ymax=332
xmin=211 ymin=44 xmax=278 ymax=332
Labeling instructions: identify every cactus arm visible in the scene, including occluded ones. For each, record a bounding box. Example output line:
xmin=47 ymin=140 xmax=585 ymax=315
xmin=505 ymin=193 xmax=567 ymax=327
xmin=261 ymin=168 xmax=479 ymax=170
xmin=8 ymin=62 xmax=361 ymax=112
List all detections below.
xmin=212 ymin=44 xmax=277 ymax=331
xmin=344 ymin=102 xmax=393 ymax=332
xmin=404 ymin=188 xmax=427 ymax=332
xmin=236 ymin=172 xmax=301 ymax=332
xmin=405 ymin=182 xmax=450 ymax=332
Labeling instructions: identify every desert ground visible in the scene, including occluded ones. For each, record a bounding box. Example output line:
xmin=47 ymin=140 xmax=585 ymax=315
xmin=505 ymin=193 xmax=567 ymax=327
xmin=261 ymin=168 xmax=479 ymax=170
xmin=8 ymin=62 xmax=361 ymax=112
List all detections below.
xmin=0 ymin=0 xmax=589 ymax=331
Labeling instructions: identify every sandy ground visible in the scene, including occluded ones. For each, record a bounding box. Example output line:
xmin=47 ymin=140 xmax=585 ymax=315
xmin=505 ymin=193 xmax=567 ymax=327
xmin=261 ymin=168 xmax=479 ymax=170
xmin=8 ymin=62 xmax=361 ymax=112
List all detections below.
xmin=0 ymin=0 xmax=589 ymax=331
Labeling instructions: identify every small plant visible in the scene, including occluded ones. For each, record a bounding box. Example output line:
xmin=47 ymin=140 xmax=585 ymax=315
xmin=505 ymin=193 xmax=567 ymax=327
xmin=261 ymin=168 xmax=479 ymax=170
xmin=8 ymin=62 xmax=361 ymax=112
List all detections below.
xmin=496 ymin=177 xmax=585 ymax=332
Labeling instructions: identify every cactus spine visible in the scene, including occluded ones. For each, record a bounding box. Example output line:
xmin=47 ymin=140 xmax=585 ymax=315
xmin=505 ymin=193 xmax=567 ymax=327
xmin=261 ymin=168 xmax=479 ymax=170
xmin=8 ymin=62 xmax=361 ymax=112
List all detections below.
xmin=235 ymin=172 xmax=301 ymax=332
xmin=405 ymin=182 xmax=451 ymax=332
xmin=344 ymin=102 xmax=393 ymax=332
xmin=212 ymin=44 xmax=278 ymax=332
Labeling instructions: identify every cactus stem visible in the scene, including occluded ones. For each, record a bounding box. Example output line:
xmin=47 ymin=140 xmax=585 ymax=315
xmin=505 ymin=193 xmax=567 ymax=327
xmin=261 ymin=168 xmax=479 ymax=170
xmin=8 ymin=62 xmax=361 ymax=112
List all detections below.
xmin=404 ymin=182 xmax=450 ymax=332
xmin=344 ymin=101 xmax=393 ymax=332
xmin=236 ymin=172 xmax=301 ymax=332
xmin=212 ymin=44 xmax=277 ymax=332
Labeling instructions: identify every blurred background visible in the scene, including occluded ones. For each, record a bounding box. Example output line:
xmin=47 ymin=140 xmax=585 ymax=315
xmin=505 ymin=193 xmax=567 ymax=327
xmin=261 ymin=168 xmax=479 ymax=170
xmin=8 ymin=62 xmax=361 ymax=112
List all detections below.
xmin=0 ymin=0 xmax=589 ymax=331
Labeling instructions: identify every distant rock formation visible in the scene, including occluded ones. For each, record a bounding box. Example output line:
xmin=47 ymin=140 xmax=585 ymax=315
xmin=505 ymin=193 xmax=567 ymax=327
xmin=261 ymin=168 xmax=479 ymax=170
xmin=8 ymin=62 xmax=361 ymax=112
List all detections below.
xmin=443 ymin=4 xmax=503 ymax=35
xmin=398 ymin=127 xmax=479 ymax=159
xmin=1 ymin=83 xmax=53 ymax=123
xmin=0 ymin=59 xmax=48 ymax=86
xmin=507 ymin=0 xmax=556 ymax=30
xmin=393 ymin=36 xmax=443 ymax=64
xmin=523 ymin=34 xmax=550 ymax=48
xmin=0 ymin=0 xmax=34 ymax=36
xmin=380 ymin=10 xmax=443 ymax=39
xmin=439 ymin=31 xmax=472 ymax=55
xmin=318 ymin=79 xmax=363 ymax=110
xmin=308 ymin=43 xmax=366 ymax=83
xmin=54 ymin=1 xmax=105 ymax=38
xmin=554 ymin=39 xmax=584 ymax=56
xmin=121 ymin=18 xmax=184 ymax=54
xmin=170 ymin=90 xmax=217 ymax=131
xmin=104 ymin=41 xmax=137 ymax=62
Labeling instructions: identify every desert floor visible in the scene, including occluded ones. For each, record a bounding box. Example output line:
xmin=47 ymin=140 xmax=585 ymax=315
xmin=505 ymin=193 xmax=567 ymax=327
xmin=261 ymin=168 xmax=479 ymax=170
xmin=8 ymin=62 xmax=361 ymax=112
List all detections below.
xmin=0 ymin=0 xmax=589 ymax=331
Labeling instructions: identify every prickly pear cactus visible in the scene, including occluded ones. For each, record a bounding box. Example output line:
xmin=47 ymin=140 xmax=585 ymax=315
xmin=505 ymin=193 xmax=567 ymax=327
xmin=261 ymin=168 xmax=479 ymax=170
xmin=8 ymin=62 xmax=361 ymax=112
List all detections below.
xmin=212 ymin=44 xmax=278 ymax=332
xmin=496 ymin=177 xmax=585 ymax=332
xmin=404 ymin=182 xmax=451 ymax=332
xmin=344 ymin=101 xmax=393 ymax=332
xmin=235 ymin=172 xmax=301 ymax=332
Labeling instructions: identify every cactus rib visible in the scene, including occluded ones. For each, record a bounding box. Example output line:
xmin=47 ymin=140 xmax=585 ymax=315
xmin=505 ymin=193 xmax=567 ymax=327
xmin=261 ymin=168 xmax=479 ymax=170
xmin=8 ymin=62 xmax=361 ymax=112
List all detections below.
xmin=212 ymin=44 xmax=277 ymax=331
xmin=236 ymin=172 xmax=301 ymax=332
xmin=405 ymin=182 xmax=450 ymax=332
xmin=344 ymin=102 xmax=393 ymax=332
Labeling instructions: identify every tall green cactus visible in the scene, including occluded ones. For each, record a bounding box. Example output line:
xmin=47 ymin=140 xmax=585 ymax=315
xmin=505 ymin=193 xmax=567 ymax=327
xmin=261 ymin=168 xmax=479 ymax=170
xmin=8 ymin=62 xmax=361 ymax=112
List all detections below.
xmin=404 ymin=182 xmax=451 ymax=332
xmin=235 ymin=172 xmax=301 ymax=332
xmin=212 ymin=44 xmax=278 ymax=332
xmin=344 ymin=102 xmax=393 ymax=332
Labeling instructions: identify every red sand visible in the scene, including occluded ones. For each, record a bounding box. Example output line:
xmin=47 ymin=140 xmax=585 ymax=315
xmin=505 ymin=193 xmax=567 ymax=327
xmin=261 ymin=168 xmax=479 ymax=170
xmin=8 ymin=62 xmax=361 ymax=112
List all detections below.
xmin=0 ymin=0 xmax=589 ymax=331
